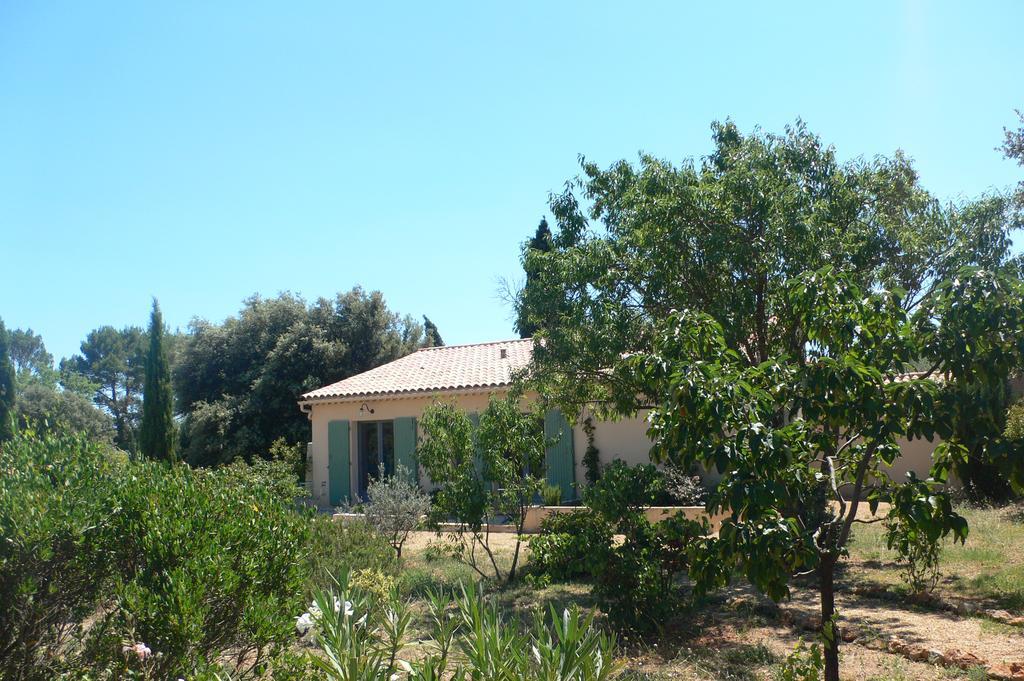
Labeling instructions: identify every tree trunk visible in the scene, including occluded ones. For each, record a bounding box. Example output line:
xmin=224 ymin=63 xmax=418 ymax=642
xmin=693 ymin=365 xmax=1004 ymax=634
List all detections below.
xmin=820 ymin=558 xmax=840 ymax=681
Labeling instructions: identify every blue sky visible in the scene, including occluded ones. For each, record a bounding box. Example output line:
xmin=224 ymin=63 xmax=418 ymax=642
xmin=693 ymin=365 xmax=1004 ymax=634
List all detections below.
xmin=1 ymin=1 xmax=1021 ymax=362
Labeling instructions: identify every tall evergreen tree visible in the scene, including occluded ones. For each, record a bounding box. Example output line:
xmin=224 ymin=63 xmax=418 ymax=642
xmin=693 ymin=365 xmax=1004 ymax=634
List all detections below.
xmin=423 ymin=316 xmax=444 ymax=347
xmin=140 ymin=300 xmax=176 ymax=461
xmin=0 ymin=320 xmax=16 ymax=443
xmin=515 ymin=217 xmax=552 ymax=338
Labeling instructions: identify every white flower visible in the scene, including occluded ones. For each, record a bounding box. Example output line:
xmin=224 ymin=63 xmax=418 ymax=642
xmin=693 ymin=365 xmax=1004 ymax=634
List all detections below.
xmin=309 ymin=601 xmax=323 ymax=621
xmin=343 ymin=600 xmax=354 ymax=617
xmin=295 ymin=612 xmax=315 ymax=635
xmin=123 ymin=642 xmax=152 ymax=661
xmin=397 ymin=660 xmax=413 ymax=673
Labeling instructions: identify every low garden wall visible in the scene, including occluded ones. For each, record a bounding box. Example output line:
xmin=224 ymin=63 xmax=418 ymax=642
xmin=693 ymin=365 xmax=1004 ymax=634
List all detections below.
xmin=522 ymin=505 xmax=729 ymax=533
xmin=332 ymin=506 xmax=729 ymax=534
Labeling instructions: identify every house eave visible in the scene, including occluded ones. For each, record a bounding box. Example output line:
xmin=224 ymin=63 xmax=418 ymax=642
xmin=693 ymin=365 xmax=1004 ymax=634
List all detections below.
xmin=297 ymin=384 xmax=513 ymax=408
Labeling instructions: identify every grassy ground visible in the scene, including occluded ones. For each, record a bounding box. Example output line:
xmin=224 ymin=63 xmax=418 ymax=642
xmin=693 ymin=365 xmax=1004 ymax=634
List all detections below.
xmin=393 ymin=504 xmax=1024 ymax=680
xmin=846 ymin=505 xmax=1024 ymax=612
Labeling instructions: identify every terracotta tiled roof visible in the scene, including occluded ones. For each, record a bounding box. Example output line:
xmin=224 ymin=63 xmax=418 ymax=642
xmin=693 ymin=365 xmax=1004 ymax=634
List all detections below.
xmin=300 ymin=339 xmax=533 ymax=402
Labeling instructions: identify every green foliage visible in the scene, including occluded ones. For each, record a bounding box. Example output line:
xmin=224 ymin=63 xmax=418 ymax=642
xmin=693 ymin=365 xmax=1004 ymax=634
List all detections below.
xmin=626 ymin=265 xmax=1024 ymax=676
xmin=423 ymin=315 xmax=444 ymax=347
xmin=418 ymin=393 xmax=546 ymax=583
xmin=62 ymin=325 xmax=147 ymax=452
xmin=1005 ymin=399 xmax=1024 ymax=440
xmin=417 ymin=401 xmax=487 ymax=531
xmin=364 ymin=468 xmax=431 ymax=558
xmin=519 ymin=120 xmax=1019 ymax=419
xmin=176 ymin=288 xmax=430 ymax=466
xmin=1002 ymin=109 xmax=1024 ymax=206
xmin=579 ymin=463 xmax=706 ymax=629
xmin=307 ymin=576 xmax=622 ymax=681
xmin=884 ymin=475 xmax=962 ymax=595
xmin=99 ymin=462 xmax=311 ymax=677
xmin=307 ymin=518 xmax=398 ymax=595
xmin=528 ymin=510 xmax=614 ymax=580
xmin=14 ymin=383 xmax=114 ymax=443
xmin=541 ymin=482 xmax=563 ymax=506
xmin=776 ymin=639 xmax=824 ymax=681
xmin=0 ymin=425 xmax=313 ymax=680
xmin=139 ymin=299 xmax=176 ymax=461
xmin=582 ymin=416 xmax=601 ymax=485
xmin=516 ymin=216 xmax=554 ymax=338
xmin=0 ymin=426 xmax=124 ymax=679
xmin=583 ymin=462 xmax=663 ymax=526
xmin=7 ymin=328 xmax=56 ymax=389
xmin=0 ymin=319 xmax=17 ymax=442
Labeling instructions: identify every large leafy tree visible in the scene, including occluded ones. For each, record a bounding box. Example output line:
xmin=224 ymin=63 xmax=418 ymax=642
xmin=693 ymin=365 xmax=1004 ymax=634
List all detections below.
xmin=0 ymin=320 xmax=16 ymax=442
xmin=3 ymin=327 xmax=113 ymax=441
xmin=631 ymin=267 xmax=1024 ymax=681
xmin=7 ymin=329 xmax=57 ymax=389
xmin=140 ymin=300 xmax=176 ymax=461
xmin=15 ymin=384 xmax=114 ymax=443
xmin=1003 ymin=109 xmax=1024 ymax=207
xmin=62 ymin=326 xmax=147 ymax=451
xmin=176 ymin=288 xmax=430 ymax=466
xmin=518 ymin=121 xmax=1018 ymax=415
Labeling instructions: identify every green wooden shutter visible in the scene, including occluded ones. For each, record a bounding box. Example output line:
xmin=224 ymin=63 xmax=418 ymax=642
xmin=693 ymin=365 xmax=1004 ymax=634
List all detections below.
xmin=544 ymin=409 xmax=575 ymax=501
xmin=328 ymin=420 xmax=350 ymax=506
xmin=467 ymin=412 xmax=484 ymax=480
xmin=394 ymin=416 xmax=418 ymax=483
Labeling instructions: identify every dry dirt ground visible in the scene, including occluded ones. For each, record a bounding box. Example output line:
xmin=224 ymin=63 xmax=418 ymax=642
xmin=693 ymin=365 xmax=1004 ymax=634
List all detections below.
xmin=399 ymin=505 xmax=1024 ymax=680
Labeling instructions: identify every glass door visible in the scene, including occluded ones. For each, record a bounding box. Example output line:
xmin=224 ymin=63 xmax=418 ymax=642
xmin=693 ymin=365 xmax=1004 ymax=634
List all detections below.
xmin=357 ymin=421 xmax=395 ymax=498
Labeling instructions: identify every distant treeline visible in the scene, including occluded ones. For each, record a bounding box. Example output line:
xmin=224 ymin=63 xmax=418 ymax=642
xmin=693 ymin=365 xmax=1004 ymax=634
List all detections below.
xmin=2 ymin=287 xmax=443 ymax=466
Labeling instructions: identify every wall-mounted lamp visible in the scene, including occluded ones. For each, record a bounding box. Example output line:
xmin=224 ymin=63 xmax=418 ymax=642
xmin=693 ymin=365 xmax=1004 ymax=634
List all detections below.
xmin=359 ymin=402 xmax=375 ymax=415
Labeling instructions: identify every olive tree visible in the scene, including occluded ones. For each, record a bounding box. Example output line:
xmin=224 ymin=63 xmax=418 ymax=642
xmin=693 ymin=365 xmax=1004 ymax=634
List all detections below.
xmin=364 ymin=467 xmax=431 ymax=559
xmin=628 ymin=267 xmax=1024 ymax=681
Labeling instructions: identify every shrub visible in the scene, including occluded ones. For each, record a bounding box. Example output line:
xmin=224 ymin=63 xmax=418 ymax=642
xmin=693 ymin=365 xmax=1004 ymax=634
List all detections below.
xmin=0 ymin=426 xmax=125 ymax=680
xmin=885 ymin=515 xmax=942 ymax=595
xmin=541 ymin=482 xmax=563 ymax=506
xmin=529 ymin=510 xmax=614 ymax=581
xmin=591 ymin=513 xmax=705 ymax=630
xmin=92 ymin=460 xmax=312 ymax=678
xmin=307 ymin=517 xmax=397 ymax=595
xmin=582 ymin=462 xmax=705 ymax=630
xmin=662 ymin=465 xmax=707 ymax=506
xmin=583 ymin=462 xmax=663 ymax=527
xmin=364 ymin=468 xmax=431 ymax=558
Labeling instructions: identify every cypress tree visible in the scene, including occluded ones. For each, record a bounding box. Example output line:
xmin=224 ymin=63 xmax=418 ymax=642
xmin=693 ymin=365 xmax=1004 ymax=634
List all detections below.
xmin=515 ymin=217 xmax=553 ymax=338
xmin=0 ymin=320 xmax=15 ymax=443
xmin=140 ymin=300 xmax=176 ymax=461
xmin=423 ymin=316 xmax=444 ymax=347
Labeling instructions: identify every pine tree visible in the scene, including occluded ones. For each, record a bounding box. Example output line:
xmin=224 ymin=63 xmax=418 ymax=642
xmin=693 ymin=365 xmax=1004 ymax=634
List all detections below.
xmin=0 ymin=320 xmax=16 ymax=443
xmin=423 ymin=316 xmax=444 ymax=347
xmin=515 ymin=217 xmax=553 ymax=338
xmin=139 ymin=300 xmax=176 ymax=461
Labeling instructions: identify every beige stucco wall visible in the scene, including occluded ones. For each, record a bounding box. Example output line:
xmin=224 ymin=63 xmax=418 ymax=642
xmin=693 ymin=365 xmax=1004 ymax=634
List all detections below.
xmin=303 ymin=390 xmax=944 ymax=508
